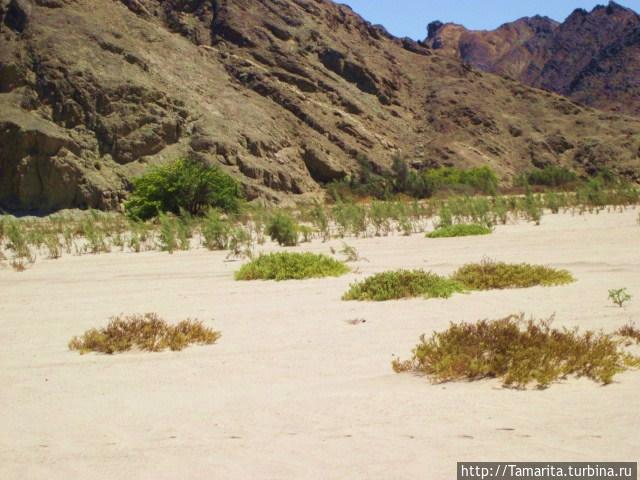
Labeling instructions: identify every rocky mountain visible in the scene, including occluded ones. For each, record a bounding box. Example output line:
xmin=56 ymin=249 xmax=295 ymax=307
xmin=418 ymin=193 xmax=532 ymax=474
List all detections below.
xmin=1 ymin=0 xmax=640 ymax=212
xmin=425 ymin=1 xmax=640 ymax=116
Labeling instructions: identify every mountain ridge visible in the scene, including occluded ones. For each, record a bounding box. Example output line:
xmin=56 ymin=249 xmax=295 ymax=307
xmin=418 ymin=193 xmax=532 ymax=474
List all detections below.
xmin=0 ymin=0 xmax=639 ymax=212
xmin=425 ymin=1 xmax=640 ymax=116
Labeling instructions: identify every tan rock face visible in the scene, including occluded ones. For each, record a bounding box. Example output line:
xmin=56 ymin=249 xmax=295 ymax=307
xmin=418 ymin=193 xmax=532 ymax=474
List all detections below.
xmin=1 ymin=0 xmax=640 ymax=212
xmin=425 ymin=2 xmax=640 ymax=117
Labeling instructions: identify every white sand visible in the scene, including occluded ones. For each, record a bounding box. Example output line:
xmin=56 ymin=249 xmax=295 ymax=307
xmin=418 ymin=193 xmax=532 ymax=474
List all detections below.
xmin=1 ymin=209 xmax=639 ymax=479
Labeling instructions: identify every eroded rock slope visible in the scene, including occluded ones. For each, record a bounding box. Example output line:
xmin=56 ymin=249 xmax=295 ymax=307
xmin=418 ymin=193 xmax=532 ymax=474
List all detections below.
xmin=1 ymin=0 xmax=639 ymax=211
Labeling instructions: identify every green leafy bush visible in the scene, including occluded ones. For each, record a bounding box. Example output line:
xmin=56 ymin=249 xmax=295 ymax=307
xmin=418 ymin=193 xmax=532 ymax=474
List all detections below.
xmin=517 ymin=166 xmax=578 ymax=188
xmin=609 ymin=288 xmax=632 ymax=308
xmin=68 ymin=313 xmax=220 ymax=354
xmin=266 ymin=213 xmax=299 ymax=246
xmin=327 ymin=154 xmax=392 ymax=201
xmin=391 ymin=156 xmax=433 ymax=198
xmin=342 ymin=270 xmax=465 ymax=301
xmin=426 ymin=223 xmax=492 ymax=238
xmin=235 ymin=252 xmax=349 ymax=281
xmin=422 ymin=166 xmax=499 ymax=196
xmin=392 ymin=314 xmax=640 ymax=388
xmin=125 ymin=158 xmax=242 ymax=220
xmin=452 ymin=259 xmax=575 ymax=290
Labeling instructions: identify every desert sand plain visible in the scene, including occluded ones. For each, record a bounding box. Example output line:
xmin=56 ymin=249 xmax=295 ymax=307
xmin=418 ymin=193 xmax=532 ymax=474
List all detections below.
xmin=1 ymin=209 xmax=639 ymax=479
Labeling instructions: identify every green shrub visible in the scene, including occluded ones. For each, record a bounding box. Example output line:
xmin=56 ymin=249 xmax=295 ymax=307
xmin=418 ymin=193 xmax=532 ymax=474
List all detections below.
xmin=327 ymin=154 xmax=392 ymax=201
xmin=369 ymin=201 xmax=393 ymax=236
xmin=327 ymin=161 xmax=498 ymax=200
xmin=422 ymin=166 xmax=499 ymax=196
xmin=391 ymin=156 xmax=433 ymax=198
xmin=235 ymin=252 xmax=349 ymax=281
xmin=342 ymin=270 xmax=465 ymax=301
xmin=520 ymin=189 xmax=543 ymax=224
xmin=4 ymin=218 xmax=34 ymax=270
xmin=332 ymin=201 xmax=367 ymax=237
xmin=266 ymin=213 xmax=299 ymax=246
xmin=309 ymin=204 xmax=331 ymax=241
xmin=609 ymin=288 xmax=632 ymax=308
xmin=577 ymin=178 xmax=607 ymax=207
xmin=5 ymin=218 xmax=31 ymax=256
xmin=79 ymin=215 xmax=110 ymax=254
xmin=426 ymin=223 xmax=492 ymax=238
xmin=201 ymin=209 xmax=231 ymax=250
xmin=518 ymin=166 xmax=578 ymax=188
xmin=226 ymin=227 xmax=254 ymax=259
xmin=125 ymin=158 xmax=242 ymax=220
xmin=452 ymin=259 xmax=575 ymax=290
xmin=392 ymin=314 xmax=639 ymax=389
xmin=68 ymin=313 xmax=220 ymax=354
xmin=157 ymin=213 xmax=179 ymax=253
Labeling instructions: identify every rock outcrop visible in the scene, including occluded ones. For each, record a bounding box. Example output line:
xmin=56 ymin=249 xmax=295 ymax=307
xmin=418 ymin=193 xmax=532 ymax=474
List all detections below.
xmin=425 ymin=1 xmax=640 ymax=117
xmin=1 ymin=0 xmax=639 ymax=212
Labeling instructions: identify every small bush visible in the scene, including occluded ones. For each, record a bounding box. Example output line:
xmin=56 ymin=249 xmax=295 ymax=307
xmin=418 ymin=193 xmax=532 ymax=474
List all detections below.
xmin=201 ymin=209 xmax=231 ymax=250
xmin=266 ymin=213 xmax=299 ymax=246
xmin=68 ymin=313 xmax=220 ymax=354
xmin=426 ymin=223 xmax=492 ymax=238
xmin=342 ymin=270 xmax=465 ymax=301
xmin=452 ymin=259 xmax=575 ymax=290
xmin=327 ymin=154 xmax=392 ymax=201
xmin=235 ymin=252 xmax=349 ymax=281
xmin=339 ymin=242 xmax=361 ymax=262
xmin=226 ymin=227 xmax=254 ymax=260
xmin=617 ymin=324 xmax=640 ymax=344
xmin=609 ymin=288 xmax=632 ymax=308
xmin=125 ymin=158 xmax=242 ymax=220
xmin=392 ymin=314 xmax=640 ymax=389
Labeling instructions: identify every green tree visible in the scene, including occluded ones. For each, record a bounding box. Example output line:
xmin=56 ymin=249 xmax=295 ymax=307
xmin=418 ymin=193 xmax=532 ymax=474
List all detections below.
xmin=125 ymin=158 xmax=242 ymax=220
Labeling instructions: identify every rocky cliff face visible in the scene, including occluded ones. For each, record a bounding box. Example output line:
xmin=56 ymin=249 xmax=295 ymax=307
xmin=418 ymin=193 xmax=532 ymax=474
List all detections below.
xmin=1 ymin=0 xmax=640 ymax=212
xmin=425 ymin=1 xmax=640 ymax=117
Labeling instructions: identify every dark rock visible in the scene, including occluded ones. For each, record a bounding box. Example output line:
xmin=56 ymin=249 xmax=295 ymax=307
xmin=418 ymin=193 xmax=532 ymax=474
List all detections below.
xmin=302 ymin=145 xmax=347 ymax=183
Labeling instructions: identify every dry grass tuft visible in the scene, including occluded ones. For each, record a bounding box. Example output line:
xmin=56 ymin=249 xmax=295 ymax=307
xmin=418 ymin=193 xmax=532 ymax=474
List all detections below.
xmin=616 ymin=324 xmax=640 ymax=344
xmin=68 ymin=313 xmax=220 ymax=354
xmin=393 ymin=314 xmax=640 ymax=389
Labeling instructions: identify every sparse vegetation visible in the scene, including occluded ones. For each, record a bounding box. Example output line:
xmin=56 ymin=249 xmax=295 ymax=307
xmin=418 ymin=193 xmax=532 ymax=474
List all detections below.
xmin=328 ymin=161 xmax=500 ymax=201
xmin=516 ymin=166 xmax=579 ymax=188
xmin=426 ymin=223 xmax=492 ymax=238
xmin=68 ymin=313 xmax=220 ymax=354
xmin=342 ymin=270 xmax=465 ymax=301
xmin=422 ymin=166 xmax=499 ymax=196
xmin=609 ymin=288 xmax=632 ymax=308
xmin=266 ymin=213 xmax=299 ymax=246
xmin=616 ymin=324 xmax=640 ymax=344
xmin=201 ymin=209 xmax=231 ymax=250
xmin=226 ymin=226 xmax=254 ymax=260
xmin=339 ymin=242 xmax=362 ymax=262
xmin=392 ymin=314 xmax=640 ymax=389
xmin=235 ymin=252 xmax=349 ymax=281
xmin=125 ymin=158 xmax=242 ymax=220
xmin=452 ymin=259 xmax=575 ymax=290
xmin=1 ymin=181 xmax=638 ymax=271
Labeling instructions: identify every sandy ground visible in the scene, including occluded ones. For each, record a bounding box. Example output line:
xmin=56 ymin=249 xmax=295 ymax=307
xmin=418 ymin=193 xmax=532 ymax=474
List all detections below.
xmin=1 ymin=209 xmax=639 ymax=479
